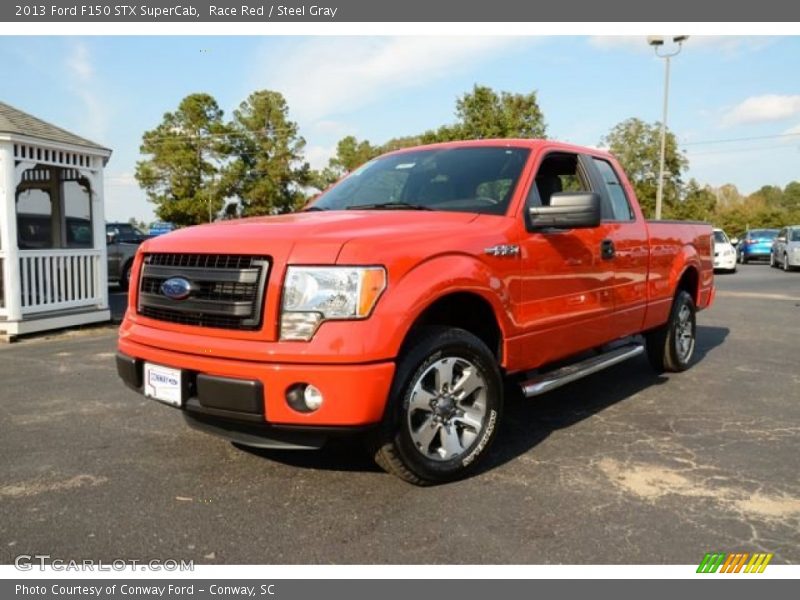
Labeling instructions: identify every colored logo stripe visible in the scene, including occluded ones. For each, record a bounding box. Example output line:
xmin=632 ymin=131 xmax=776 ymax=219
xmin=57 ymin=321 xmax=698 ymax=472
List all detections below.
xmin=745 ymin=553 xmax=773 ymax=573
xmin=697 ymin=552 xmax=773 ymax=573
xmin=697 ymin=553 xmax=725 ymax=573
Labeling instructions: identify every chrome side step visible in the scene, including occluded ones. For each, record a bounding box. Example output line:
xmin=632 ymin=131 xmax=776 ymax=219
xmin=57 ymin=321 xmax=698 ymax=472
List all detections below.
xmin=520 ymin=343 xmax=645 ymax=398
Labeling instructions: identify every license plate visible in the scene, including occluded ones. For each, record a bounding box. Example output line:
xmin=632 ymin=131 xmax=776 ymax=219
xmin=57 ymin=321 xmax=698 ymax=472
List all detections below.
xmin=143 ymin=363 xmax=183 ymax=407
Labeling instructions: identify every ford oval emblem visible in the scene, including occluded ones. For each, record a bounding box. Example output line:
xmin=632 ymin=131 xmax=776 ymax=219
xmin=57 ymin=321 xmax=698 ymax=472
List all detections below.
xmin=160 ymin=277 xmax=192 ymax=300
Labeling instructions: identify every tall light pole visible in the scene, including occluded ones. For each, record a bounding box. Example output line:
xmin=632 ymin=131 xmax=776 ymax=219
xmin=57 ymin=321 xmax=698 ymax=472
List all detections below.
xmin=648 ymin=35 xmax=688 ymax=220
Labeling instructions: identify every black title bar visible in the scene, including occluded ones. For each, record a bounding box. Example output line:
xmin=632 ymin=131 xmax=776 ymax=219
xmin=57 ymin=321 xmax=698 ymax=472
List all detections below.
xmin=3 ymin=0 xmax=800 ymax=22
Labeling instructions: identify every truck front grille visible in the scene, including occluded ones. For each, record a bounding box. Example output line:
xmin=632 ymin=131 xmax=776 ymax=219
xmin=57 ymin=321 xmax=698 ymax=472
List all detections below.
xmin=137 ymin=254 xmax=269 ymax=331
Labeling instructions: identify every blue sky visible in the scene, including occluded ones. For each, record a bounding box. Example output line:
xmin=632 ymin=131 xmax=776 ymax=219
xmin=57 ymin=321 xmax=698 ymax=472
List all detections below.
xmin=1 ymin=35 xmax=799 ymax=221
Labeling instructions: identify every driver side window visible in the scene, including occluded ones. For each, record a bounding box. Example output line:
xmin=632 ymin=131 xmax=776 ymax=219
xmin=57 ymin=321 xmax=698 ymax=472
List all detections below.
xmin=526 ymin=152 xmax=591 ymax=208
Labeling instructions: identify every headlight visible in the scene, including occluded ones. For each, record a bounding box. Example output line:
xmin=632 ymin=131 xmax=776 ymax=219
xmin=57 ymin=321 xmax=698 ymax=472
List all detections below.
xmin=280 ymin=266 xmax=386 ymax=341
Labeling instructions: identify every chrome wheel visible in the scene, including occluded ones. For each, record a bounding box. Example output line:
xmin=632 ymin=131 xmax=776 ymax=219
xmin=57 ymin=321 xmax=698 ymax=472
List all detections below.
xmin=406 ymin=356 xmax=487 ymax=462
xmin=675 ymin=304 xmax=695 ymax=363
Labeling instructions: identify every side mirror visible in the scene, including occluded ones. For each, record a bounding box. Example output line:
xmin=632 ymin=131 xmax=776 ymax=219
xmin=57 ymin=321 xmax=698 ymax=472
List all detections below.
xmin=730 ymin=237 xmax=739 ymax=246
xmin=106 ymin=232 xmax=116 ymax=245
xmin=529 ymin=192 xmax=602 ymax=230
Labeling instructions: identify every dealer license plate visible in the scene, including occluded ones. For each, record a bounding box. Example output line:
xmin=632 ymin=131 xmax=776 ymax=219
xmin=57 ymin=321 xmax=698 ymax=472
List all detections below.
xmin=143 ymin=363 xmax=183 ymax=407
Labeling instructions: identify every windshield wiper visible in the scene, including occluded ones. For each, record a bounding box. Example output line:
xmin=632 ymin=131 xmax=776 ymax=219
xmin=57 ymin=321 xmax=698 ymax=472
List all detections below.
xmin=346 ymin=201 xmax=432 ymax=211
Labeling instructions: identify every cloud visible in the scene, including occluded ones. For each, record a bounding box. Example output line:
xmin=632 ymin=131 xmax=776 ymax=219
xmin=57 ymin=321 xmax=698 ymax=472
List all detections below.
xmin=588 ymin=36 xmax=774 ymax=56
xmin=721 ymin=95 xmax=800 ymax=127
xmin=64 ymin=41 xmax=109 ymax=143
xmin=253 ymin=37 xmax=528 ymax=126
xmin=783 ymin=123 xmax=800 ymax=135
xmin=303 ymin=144 xmax=336 ymax=170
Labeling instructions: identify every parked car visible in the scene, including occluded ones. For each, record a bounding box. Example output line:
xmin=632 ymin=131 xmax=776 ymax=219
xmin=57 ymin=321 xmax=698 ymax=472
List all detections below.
xmin=737 ymin=228 xmax=779 ymax=264
xmin=116 ymin=139 xmax=715 ymax=484
xmin=106 ymin=222 xmax=149 ymax=291
xmin=712 ymin=228 xmax=737 ymax=273
xmin=149 ymin=222 xmax=175 ymax=236
xmin=770 ymin=226 xmax=800 ymax=271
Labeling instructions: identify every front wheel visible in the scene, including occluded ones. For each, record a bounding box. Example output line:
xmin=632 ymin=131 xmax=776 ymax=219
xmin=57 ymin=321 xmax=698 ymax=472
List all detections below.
xmin=368 ymin=326 xmax=503 ymax=485
xmin=645 ymin=290 xmax=697 ymax=373
xmin=784 ymin=254 xmax=793 ymax=272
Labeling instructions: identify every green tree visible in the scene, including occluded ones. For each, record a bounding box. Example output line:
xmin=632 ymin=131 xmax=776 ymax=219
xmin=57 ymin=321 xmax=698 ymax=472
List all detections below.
xmin=312 ymin=85 xmax=547 ymax=191
xmin=601 ymin=118 xmax=687 ymax=219
xmin=309 ymin=135 xmax=382 ymax=190
xmin=448 ymin=85 xmax=547 ymax=140
xmin=714 ymin=183 xmax=744 ymax=209
xmin=135 ymin=93 xmax=230 ymax=227
xmin=226 ymin=90 xmax=311 ymax=216
xmin=666 ymin=179 xmax=716 ymax=221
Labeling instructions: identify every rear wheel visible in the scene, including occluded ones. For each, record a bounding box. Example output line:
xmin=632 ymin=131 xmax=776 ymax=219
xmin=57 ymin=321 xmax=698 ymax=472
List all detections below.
xmin=368 ymin=326 xmax=502 ymax=485
xmin=645 ymin=290 xmax=696 ymax=373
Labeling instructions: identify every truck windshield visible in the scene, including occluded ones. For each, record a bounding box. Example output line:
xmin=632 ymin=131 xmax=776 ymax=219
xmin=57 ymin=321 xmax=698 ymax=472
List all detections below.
xmin=311 ymin=146 xmax=531 ymax=215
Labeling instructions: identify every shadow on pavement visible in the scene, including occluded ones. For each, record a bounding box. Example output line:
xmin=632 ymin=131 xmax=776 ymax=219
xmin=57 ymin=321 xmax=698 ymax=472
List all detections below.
xmin=237 ymin=325 xmax=731 ymax=481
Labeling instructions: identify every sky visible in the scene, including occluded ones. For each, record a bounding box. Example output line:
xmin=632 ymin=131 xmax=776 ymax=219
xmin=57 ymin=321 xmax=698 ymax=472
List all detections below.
xmin=1 ymin=35 xmax=799 ymax=222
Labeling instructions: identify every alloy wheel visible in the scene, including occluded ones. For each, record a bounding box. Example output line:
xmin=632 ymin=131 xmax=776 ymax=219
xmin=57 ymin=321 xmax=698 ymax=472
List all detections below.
xmin=406 ymin=356 xmax=487 ymax=462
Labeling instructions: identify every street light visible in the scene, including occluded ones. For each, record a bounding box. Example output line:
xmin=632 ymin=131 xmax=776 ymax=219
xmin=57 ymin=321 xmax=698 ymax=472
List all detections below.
xmin=648 ymin=35 xmax=688 ymax=220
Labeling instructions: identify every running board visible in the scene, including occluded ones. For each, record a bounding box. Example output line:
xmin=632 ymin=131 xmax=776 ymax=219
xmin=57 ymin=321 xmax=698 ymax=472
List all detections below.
xmin=519 ymin=343 xmax=645 ymax=398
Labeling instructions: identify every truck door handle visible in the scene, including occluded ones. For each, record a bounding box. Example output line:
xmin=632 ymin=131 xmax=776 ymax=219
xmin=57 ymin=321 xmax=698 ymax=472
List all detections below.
xmin=601 ymin=239 xmax=616 ymax=260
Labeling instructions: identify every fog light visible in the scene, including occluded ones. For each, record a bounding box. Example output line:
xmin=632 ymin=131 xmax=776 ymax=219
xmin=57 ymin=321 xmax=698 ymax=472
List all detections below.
xmin=286 ymin=383 xmax=324 ymax=413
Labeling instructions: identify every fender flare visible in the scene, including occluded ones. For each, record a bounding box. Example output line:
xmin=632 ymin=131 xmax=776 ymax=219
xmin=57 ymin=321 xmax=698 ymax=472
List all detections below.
xmin=375 ymin=253 xmax=515 ymax=361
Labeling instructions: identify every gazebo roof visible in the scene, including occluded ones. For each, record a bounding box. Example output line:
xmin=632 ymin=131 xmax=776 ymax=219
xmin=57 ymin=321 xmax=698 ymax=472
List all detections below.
xmin=0 ymin=100 xmax=111 ymax=154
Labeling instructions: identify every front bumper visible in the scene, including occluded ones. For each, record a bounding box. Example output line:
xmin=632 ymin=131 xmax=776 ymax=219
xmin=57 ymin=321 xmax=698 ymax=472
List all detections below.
xmin=117 ymin=338 xmax=395 ymax=434
xmin=714 ymin=253 xmax=736 ymax=270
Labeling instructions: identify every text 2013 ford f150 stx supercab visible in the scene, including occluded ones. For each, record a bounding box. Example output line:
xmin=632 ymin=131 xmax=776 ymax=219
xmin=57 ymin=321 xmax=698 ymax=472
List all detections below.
xmin=117 ymin=139 xmax=714 ymax=484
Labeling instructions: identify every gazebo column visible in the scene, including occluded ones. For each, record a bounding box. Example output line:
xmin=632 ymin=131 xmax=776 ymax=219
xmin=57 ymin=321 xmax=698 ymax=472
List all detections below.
xmin=81 ymin=159 xmax=109 ymax=311
xmin=0 ymin=142 xmax=22 ymax=322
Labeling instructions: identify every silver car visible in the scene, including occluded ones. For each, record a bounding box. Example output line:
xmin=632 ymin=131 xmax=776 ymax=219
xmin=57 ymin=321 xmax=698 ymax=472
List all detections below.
xmin=771 ymin=226 xmax=800 ymax=272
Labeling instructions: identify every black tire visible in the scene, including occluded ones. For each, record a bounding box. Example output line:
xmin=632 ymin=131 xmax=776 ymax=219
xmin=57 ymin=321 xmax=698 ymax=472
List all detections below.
xmin=367 ymin=326 xmax=503 ymax=485
xmin=119 ymin=260 xmax=133 ymax=292
xmin=645 ymin=290 xmax=697 ymax=373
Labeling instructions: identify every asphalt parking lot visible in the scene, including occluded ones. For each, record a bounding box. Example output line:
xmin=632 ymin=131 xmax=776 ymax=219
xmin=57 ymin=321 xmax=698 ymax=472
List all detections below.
xmin=1 ymin=265 xmax=799 ymax=565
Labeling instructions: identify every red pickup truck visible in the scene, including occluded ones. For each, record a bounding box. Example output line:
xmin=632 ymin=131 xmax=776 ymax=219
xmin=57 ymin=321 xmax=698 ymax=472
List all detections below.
xmin=117 ymin=140 xmax=714 ymax=484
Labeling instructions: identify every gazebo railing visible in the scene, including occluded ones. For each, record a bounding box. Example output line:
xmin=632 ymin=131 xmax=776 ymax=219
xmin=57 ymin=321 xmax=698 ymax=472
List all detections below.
xmin=18 ymin=249 xmax=104 ymax=315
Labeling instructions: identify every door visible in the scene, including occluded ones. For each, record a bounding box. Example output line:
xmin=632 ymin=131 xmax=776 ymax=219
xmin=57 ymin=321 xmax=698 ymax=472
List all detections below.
xmin=587 ymin=157 xmax=650 ymax=338
xmin=515 ymin=151 xmax=616 ymax=369
xmin=774 ymin=228 xmax=787 ymax=264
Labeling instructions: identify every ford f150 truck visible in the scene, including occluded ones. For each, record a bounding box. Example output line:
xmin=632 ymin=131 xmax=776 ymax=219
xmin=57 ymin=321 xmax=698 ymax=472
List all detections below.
xmin=117 ymin=140 xmax=714 ymax=484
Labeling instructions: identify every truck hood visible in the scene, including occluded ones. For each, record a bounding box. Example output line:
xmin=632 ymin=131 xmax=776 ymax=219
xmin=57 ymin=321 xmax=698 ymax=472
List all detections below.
xmin=140 ymin=210 xmax=481 ymax=263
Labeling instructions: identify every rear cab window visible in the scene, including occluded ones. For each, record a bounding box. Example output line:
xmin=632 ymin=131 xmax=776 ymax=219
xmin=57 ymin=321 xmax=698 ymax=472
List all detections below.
xmin=592 ymin=158 xmax=634 ymax=221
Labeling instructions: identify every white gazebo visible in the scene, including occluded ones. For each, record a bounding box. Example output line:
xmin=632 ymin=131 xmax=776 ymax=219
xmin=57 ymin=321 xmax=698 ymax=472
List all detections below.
xmin=0 ymin=101 xmax=112 ymax=341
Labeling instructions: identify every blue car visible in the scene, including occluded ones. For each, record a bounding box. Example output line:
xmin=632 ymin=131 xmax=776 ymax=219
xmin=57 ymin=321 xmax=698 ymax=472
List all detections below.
xmin=738 ymin=229 xmax=779 ymax=264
